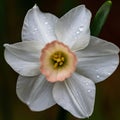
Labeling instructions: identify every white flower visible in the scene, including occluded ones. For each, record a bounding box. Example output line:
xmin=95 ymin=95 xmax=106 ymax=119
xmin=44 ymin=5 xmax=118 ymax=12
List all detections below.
xmin=4 ymin=4 xmax=119 ymax=118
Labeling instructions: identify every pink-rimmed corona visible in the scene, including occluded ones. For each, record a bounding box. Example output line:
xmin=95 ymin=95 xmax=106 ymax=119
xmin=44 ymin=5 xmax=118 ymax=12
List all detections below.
xmin=40 ymin=40 xmax=77 ymax=82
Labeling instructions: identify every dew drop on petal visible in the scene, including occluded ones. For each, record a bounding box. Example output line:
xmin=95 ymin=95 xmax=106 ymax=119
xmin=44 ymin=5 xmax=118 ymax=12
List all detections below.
xmin=33 ymin=28 xmax=38 ymax=34
xmin=76 ymin=31 xmax=80 ymax=34
xmin=79 ymin=26 xmax=84 ymax=31
xmin=107 ymin=72 xmax=111 ymax=75
xmin=97 ymin=75 xmax=100 ymax=78
xmin=88 ymin=89 xmax=91 ymax=93
xmin=45 ymin=22 xmax=48 ymax=25
xmin=27 ymin=101 xmax=30 ymax=105
xmin=34 ymin=28 xmax=38 ymax=31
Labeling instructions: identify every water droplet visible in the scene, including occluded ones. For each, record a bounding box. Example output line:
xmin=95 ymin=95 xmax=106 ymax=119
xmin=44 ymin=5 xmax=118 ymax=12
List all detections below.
xmin=79 ymin=26 xmax=84 ymax=31
xmin=107 ymin=72 xmax=111 ymax=75
xmin=33 ymin=28 xmax=38 ymax=34
xmin=83 ymin=81 xmax=89 ymax=85
xmin=27 ymin=101 xmax=30 ymax=105
xmin=34 ymin=28 xmax=38 ymax=31
xmin=76 ymin=31 xmax=80 ymax=34
xmin=88 ymin=89 xmax=91 ymax=93
xmin=97 ymin=75 xmax=100 ymax=78
xmin=45 ymin=22 xmax=48 ymax=25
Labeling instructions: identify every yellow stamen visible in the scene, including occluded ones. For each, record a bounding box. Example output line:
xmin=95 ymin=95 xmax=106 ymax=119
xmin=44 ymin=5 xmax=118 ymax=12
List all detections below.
xmin=61 ymin=57 xmax=64 ymax=61
xmin=56 ymin=58 xmax=61 ymax=62
xmin=59 ymin=62 xmax=63 ymax=66
xmin=54 ymin=62 xmax=58 ymax=68
xmin=52 ymin=52 xmax=65 ymax=69
xmin=54 ymin=54 xmax=58 ymax=58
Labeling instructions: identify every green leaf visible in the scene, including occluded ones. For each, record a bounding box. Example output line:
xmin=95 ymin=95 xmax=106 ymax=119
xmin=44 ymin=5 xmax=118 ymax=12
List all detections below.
xmin=90 ymin=0 xmax=112 ymax=36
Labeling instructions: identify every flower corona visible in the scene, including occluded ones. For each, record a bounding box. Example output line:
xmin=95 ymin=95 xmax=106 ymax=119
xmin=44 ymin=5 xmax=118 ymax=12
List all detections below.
xmin=40 ymin=40 xmax=77 ymax=82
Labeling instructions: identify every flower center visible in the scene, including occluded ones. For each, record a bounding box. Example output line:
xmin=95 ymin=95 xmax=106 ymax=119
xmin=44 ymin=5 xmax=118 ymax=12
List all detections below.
xmin=40 ymin=40 xmax=77 ymax=82
xmin=52 ymin=51 xmax=65 ymax=69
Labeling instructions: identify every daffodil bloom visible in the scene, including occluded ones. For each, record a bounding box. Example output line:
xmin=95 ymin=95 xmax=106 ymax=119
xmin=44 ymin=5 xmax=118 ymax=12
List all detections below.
xmin=4 ymin=4 xmax=119 ymax=118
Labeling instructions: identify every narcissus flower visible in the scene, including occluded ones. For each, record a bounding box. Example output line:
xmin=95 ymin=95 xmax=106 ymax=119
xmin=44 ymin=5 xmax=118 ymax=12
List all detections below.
xmin=4 ymin=4 xmax=119 ymax=118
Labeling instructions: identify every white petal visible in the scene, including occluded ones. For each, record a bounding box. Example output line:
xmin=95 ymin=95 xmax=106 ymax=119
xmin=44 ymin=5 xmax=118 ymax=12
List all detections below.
xmin=55 ymin=5 xmax=91 ymax=50
xmin=22 ymin=4 xmax=58 ymax=45
xmin=76 ymin=36 xmax=119 ymax=83
xmin=16 ymin=75 xmax=56 ymax=111
xmin=53 ymin=73 xmax=95 ymax=118
xmin=4 ymin=41 xmax=42 ymax=76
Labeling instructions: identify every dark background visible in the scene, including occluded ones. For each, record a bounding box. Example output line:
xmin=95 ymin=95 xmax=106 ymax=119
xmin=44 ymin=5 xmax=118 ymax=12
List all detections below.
xmin=0 ymin=0 xmax=120 ymax=120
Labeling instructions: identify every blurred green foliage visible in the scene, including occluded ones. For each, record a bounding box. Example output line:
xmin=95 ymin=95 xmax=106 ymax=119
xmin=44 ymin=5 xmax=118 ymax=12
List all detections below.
xmin=90 ymin=0 xmax=112 ymax=36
